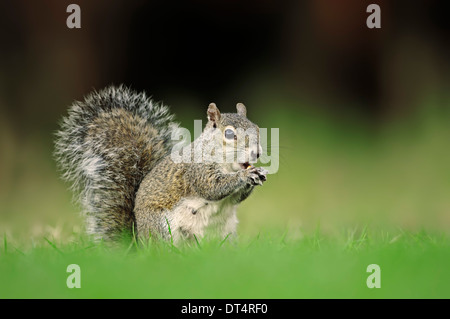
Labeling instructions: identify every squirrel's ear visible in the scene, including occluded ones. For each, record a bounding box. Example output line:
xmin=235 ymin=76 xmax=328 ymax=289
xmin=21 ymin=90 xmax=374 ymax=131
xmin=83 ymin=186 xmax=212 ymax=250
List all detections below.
xmin=207 ymin=103 xmax=221 ymax=124
xmin=236 ymin=103 xmax=247 ymax=117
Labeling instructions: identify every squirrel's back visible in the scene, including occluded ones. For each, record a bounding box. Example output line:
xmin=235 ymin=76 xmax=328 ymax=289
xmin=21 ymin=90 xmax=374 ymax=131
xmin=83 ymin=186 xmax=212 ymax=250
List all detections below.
xmin=55 ymin=85 xmax=178 ymax=241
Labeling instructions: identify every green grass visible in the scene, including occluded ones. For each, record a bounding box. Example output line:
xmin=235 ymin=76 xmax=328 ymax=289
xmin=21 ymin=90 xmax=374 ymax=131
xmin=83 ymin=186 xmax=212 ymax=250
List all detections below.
xmin=1 ymin=229 xmax=449 ymax=299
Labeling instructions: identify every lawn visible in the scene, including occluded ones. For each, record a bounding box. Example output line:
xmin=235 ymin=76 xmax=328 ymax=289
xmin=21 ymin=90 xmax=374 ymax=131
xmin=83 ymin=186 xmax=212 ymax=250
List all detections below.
xmin=1 ymin=229 xmax=449 ymax=299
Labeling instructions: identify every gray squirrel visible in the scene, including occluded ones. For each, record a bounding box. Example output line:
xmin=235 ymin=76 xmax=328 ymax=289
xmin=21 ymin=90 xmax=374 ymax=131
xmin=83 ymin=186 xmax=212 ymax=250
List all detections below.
xmin=55 ymin=85 xmax=268 ymax=243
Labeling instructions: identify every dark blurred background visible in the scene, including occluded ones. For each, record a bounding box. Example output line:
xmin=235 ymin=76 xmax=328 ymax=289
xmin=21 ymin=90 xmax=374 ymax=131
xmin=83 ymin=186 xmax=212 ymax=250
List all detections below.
xmin=0 ymin=0 xmax=449 ymax=242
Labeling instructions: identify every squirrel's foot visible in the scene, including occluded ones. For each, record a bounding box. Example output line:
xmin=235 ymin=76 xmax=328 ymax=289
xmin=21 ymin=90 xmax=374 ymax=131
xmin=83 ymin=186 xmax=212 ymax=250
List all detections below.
xmin=246 ymin=166 xmax=268 ymax=186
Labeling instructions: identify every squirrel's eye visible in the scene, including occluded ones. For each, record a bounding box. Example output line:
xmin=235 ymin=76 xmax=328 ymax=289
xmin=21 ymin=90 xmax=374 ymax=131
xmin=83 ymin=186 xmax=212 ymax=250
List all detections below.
xmin=224 ymin=129 xmax=235 ymax=140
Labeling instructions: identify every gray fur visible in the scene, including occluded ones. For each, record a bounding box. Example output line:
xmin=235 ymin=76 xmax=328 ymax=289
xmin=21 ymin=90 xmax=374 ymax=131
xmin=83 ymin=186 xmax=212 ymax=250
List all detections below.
xmin=55 ymin=85 xmax=178 ymax=241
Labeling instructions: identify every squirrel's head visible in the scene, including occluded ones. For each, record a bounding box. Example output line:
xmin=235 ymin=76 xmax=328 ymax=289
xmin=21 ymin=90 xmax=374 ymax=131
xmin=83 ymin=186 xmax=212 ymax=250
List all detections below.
xmin=203 ymin=102 xmax=262 ymax=172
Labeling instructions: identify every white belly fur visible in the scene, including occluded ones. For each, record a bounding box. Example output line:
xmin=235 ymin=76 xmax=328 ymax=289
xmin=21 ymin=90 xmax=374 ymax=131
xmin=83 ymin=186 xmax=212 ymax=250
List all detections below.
xmin=167 ymin=197 xmax=238 ymax=243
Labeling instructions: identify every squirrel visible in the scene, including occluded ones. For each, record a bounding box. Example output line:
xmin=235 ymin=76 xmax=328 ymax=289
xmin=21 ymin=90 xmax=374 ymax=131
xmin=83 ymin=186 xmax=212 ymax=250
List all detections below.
xmin=55 ymin=85 xmax=268 ymax=243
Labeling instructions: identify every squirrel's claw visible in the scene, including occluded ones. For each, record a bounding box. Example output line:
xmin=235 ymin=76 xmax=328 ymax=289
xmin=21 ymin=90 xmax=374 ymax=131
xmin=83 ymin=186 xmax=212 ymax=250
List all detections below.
xmin=247 ymin=166 xmax=268 ymax=186
xmin=255 ymin=167 xmax=268 ymax=181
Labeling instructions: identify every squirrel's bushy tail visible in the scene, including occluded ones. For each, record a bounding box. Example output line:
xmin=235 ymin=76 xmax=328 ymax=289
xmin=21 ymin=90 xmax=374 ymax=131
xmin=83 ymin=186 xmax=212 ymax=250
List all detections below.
xmin=55 ymin=85 xmax=178 ymax=241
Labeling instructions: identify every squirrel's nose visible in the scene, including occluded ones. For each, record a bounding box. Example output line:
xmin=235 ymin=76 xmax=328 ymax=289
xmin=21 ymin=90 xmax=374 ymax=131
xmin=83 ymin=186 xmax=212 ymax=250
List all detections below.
xmin=250 ymin=150 xmax=260 ymax=161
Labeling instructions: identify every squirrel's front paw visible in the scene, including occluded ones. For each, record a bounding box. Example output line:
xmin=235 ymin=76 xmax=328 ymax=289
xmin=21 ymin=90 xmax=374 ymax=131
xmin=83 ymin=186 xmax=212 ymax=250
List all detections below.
xmin=245 ymin=166 xmax=268 ymax=186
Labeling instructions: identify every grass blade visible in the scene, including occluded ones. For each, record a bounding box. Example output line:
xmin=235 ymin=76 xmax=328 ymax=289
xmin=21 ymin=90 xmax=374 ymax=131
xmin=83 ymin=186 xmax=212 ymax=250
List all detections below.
xmin=193 ymin=234 xmax=201 ymax=249
xmin=165 ymin=218 xmax=174 ymax=246
xmin=44 ymin=237 xmax=64 ymax=255
xmin=219 ymin=233 xmax=231 ymax=247
xmin=3 ymin=233 xmax=7 ymax=255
